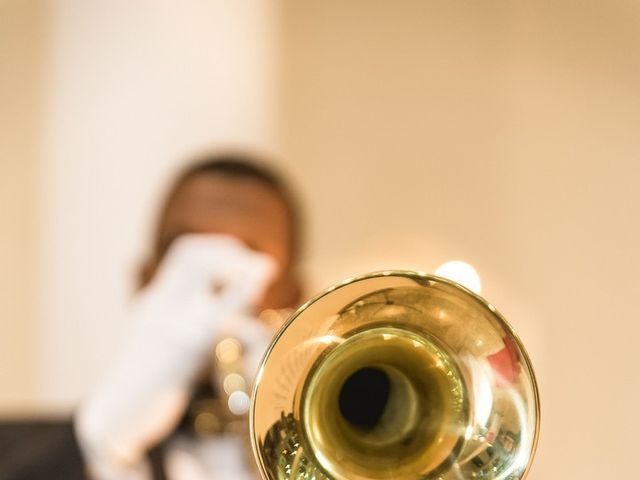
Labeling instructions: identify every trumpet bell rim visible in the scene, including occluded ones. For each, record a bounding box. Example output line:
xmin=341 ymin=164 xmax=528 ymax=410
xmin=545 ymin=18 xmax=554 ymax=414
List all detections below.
xmin=250 ymin=270 xmax=540 ymax=480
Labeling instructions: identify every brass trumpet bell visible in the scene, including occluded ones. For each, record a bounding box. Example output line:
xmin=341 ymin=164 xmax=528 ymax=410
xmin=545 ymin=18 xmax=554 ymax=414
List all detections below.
xmin=250 ymin=271 xmax=540 ymax=480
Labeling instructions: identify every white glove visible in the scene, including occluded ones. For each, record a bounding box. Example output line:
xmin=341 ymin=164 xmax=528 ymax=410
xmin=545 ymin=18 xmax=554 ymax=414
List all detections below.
xmin=75 ymin=234 xmax=276 ymax=480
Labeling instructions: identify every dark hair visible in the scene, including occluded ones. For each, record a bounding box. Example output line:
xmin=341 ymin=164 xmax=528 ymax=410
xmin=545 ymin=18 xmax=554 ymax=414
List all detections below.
xmin=142 ymin=153 xmax=302 ymax=287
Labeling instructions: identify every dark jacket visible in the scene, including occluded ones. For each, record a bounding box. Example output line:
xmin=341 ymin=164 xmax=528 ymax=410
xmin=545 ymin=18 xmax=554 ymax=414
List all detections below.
xmin=0 ymin=418 xmax=169 ymax=480
xmin=0 ymin=419 xmax=87 ymax=480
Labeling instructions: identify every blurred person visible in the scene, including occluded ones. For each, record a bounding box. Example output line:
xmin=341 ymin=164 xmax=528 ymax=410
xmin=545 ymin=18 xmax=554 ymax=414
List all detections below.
xmin=75 ymin=153 xmax=304 ymax=480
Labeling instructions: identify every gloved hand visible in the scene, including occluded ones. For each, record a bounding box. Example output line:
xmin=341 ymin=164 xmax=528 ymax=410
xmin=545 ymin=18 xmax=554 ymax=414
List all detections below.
xmin=75 ymin=234 xmax=276 ymax=480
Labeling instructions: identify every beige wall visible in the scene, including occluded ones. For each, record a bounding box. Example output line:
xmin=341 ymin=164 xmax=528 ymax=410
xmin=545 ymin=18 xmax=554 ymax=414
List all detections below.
xmin=0 ymin=0 xmax=45 ymax=410
xmin=280 ymin=2 xmax=640 ymax=478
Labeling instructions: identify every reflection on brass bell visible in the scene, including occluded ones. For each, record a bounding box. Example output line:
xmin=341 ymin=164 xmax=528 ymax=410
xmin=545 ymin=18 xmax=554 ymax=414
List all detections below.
xmin=250 ymin=271 xmax=540 ymax=480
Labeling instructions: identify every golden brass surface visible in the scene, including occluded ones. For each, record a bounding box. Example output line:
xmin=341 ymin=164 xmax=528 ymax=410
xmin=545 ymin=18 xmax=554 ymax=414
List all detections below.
xmin=250 ymin=271 xmax=540 ymax=480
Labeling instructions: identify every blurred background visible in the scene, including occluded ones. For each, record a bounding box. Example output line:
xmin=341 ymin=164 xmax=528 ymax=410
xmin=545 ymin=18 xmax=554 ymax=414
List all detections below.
xmin=1 ymin=0 xmax=639 ymax=478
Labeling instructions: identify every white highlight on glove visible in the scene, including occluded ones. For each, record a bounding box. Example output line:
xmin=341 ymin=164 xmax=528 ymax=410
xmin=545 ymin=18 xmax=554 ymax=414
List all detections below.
xmin=75 ymin=234 xmax=277 ymax=480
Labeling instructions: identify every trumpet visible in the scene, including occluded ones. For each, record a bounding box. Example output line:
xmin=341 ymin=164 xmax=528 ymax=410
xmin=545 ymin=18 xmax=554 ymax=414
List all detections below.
xmin=250 ymin=271 xmax=540 ymax=480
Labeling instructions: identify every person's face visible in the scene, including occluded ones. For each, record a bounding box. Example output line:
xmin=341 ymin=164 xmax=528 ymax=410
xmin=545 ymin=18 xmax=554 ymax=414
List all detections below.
xmin=156 ymin=173 xmax=300 ymax=311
